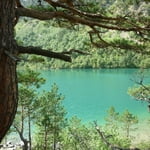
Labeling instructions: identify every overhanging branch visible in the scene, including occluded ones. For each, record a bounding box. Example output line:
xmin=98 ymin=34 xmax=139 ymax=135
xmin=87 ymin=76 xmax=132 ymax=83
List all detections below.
xmin=15 ymin=3 xmax=150 ymax=53
xmin=16 ymin=7 xmax=150 ymax=33
xmin=17 ymin=46 xmax=72 ymax=62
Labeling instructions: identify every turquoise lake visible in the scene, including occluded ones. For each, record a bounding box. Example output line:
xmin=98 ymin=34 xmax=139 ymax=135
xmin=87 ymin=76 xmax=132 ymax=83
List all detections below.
xmin=40 ymin=69 xmax=150 ymax=124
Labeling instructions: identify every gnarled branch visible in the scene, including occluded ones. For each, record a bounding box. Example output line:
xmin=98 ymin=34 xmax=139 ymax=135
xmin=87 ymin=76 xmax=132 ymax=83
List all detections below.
xmin=16 ymin=7 xmax=150 ymax=33
xmin=15 ymin=1 xmax=150 ymax=54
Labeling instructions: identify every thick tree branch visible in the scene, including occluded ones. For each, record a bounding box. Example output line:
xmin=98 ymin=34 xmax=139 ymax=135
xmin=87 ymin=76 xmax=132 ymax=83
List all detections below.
xmin=44 ymin=0 xmax=149 ymax=34
xmin=16 ymin=7 xmax=150 ymax=33
xmin=15 ymin=2 xmax=149 ymax=54
xmin=17 ymin=46 xmax=72 ymax=62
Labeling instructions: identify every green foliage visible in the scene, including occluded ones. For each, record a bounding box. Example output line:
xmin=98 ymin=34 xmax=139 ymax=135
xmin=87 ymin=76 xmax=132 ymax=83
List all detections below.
xmin=28 ymin=55 xmax=45 ymax=63
xmin=119 ymin=110 xmax=138 ymax=138
xmin=12 ymin=69 xmax=46 ymax=149
xmin=140 ymin=58 xmax=150 ymax=68
xmin=127 ymin=69 xmax=150 ymax=122
xmin=61 ymin=116 xmax=131 ymax=150
xmin=128 ymin=70 xmax=150 ymax=104
xmin=128 ymin=85 xmax=150 ymax=103
xmin=34 ymin=84 xmax=67 ymax=128
xmin=18 ymin=85 xmax=36 ymax=110
xmin=18 ymin=67 xmax=45 ymax=88
xmin=105 ymin=106 xmax=120 ymax=131
xmin=105 ymin=107 xmax=138 ymax=139
xmin=62 ymin=117 xmax=94 ymax=150
xmin=137 ymin=142 xmax=150 ymax=150
xmin=33 ymin=84 xmax=67 ymax=150
xmin=16 ymin=19 xmax=150 ymax=69
xmin=13 ymin=85 xmax=36 ymax=134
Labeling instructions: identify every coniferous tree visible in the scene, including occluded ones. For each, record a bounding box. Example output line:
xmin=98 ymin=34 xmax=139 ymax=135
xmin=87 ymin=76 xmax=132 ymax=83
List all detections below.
xmin=13 ymin=69 xmax=45 ymax=150
xmin=34 ymin=84 xmax=67 ymax=150
xmin=119 ymin=110 xmax=138 ymax=138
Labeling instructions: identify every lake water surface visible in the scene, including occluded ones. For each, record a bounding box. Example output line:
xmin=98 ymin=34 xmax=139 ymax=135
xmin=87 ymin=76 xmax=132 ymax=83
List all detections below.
xmin=40 ymin=69 xmax=150 ymax=124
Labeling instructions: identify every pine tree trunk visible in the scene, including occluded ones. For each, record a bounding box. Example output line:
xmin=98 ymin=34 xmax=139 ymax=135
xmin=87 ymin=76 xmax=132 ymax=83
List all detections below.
xmin=0 ymin=0 xmax=18 ymax=142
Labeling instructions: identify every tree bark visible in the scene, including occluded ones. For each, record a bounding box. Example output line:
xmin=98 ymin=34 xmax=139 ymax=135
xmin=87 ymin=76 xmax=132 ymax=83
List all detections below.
xmin=0 ymin=0 xmax=18 ymax=142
